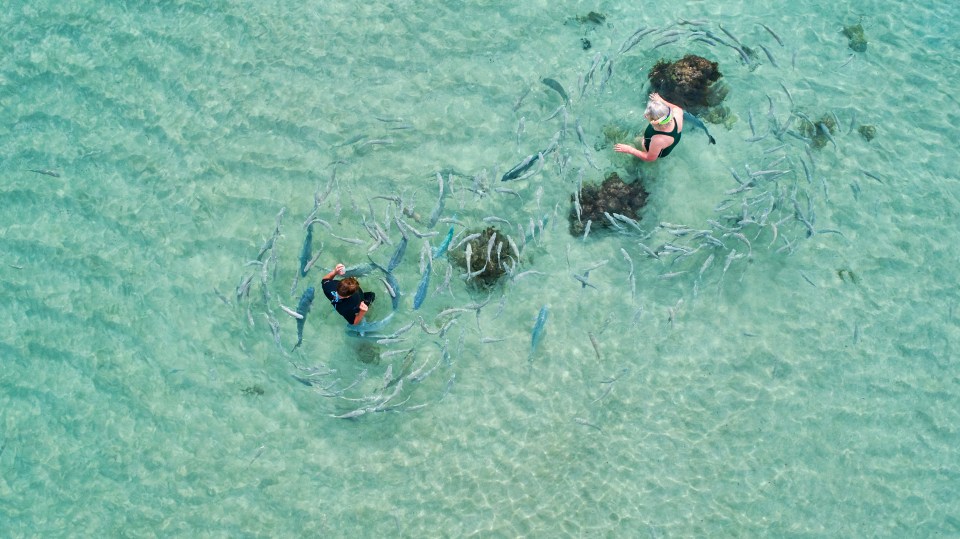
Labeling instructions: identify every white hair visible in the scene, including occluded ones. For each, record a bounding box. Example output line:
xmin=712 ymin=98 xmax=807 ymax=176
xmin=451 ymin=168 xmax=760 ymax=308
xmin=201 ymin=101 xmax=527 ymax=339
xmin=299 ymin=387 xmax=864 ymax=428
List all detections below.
xmin=644 ymin=100 xmax=670 ymax=122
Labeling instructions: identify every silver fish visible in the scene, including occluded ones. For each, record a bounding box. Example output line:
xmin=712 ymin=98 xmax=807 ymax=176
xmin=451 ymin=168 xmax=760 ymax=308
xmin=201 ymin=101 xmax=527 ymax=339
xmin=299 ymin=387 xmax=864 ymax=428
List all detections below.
xmin=653 ymin=36 xmax=680 ymax=49
xmin=332 ymin=408 xmax=369 ymax=419
xmin=343 ymin=262 xmax=376 ymax=277
xmin=435 ymin=264 xmax=453 ymax=295
xmin=573 ymin=417 xmax=602 ymax=431
xmin=500 ymin=154 xmax=542 ymax=182
xmin=759 ymin=23 xmax=784 ymax=46
xmin=588 ymin=332 xmax=601 ymax=361
xmin=483 ymin=216 xmax=511 ymax=226
xmin=379 ymin=276 xmax=397 ymax=300
xmin=513 ymin=86 xmax=531 ymax=112
xmin=619 ymin=27 xmax=656 ymax=55
xmin=717 ymin=23 xmax=744 ymax=47
xmin=759 ymin=44 xmax=779 ymax=67
xmin=512 ymin=270 xmax=546 ymax=281
xmin=572 ymin=273 xmax=597 ymax=289
xmin=427 ymin=172 xmax=446 ymax=227
xmin=818 ymin=123 xmax=838 ymax=150
xmin=28 ymin=169 xmax=60 ymax=177
xmin=386 ymin=235 xmax=408 ymax=272
xmin=637 ymin=241 xmax=659 ymax=259
xmin=413 ymin=259 xmax=431 ymax=310
xmin=494 ymin=187 xmax=523 ymax=200
xmin=279 ymin=303 xmax=304 ymax=320
xmin=453 ymin=233 xmax=481 ymax=250
xmin=598 ymin=59 xmax=614 ymax=93
xmin=861 ymin=170 xmax=884 ymax=183
xmin=575 ymin=118 xmax=587 ymax=147
xmin=465 ymin=243 xmax=473 ymax=279
xmin=603 ymin=212 xmax=624 ymax=230
xmin=584 ymin=52 xmax=604 ymax=85
xmin=355 ymin=138 xmax=394 ymax=149
xmin=511 ymin=152 xmax=546 ymax=182
xmin=529 ymin=305 xmax=549 ymax=360
xmin=331 ymin=233 xmax=366 ymax=245
xmin=682 ymin=111 xmax=716 ymax=144
xmin=620 ymin=248 xmax=634 ymax=277
xmin=698 ymin=253 xmax=715 ymax=279
xmin=541 ymin=77 xmax=569 ymax=104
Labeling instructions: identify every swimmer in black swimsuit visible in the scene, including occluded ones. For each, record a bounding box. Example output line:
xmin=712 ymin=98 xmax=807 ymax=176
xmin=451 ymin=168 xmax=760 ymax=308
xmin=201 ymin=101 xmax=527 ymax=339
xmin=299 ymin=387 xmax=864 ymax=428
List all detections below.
xmin=614 ymin=93 xmax=684 ymax=162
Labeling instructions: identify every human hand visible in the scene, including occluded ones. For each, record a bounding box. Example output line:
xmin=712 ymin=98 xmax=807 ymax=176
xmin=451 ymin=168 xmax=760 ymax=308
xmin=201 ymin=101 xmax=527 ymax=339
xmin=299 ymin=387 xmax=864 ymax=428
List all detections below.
xmin=649 ymin=92 xmax=662 ymax=102
xmin=335 ymin=263 xmax=345 ymax=275
xmin=359 ymin=302 xmax=368 ymax=312
xmin=614 ymin=143 xmax=637 ymax=155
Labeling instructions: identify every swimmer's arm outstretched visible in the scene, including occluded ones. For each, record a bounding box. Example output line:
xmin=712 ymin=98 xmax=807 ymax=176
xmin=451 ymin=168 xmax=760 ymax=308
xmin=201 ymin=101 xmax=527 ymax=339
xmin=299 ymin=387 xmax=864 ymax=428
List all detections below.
xmin=321 ymin=263 xmax=346 ymax=282
xmin=650 ymin=92 xmax=681 ymax=110
xmin=614 ymin=139 xmax=669 ymax=162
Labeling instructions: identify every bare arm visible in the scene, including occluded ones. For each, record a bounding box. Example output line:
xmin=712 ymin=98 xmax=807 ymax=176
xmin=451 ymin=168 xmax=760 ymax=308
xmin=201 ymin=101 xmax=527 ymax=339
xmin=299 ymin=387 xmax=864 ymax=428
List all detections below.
xmin=352 ymin=302 xmax=368 ymax=325
xmin=614 ymin=143 xmax=655 ymax=162
xmin=650 ymin=92 xmax=681 ymax=110
xmin=614 ymin=134 xmax=671 ymax=162
xmin=613 ymin=93 xmax=680 ymax=161
xmin=322 ymin=263 xmax=346 ymax=281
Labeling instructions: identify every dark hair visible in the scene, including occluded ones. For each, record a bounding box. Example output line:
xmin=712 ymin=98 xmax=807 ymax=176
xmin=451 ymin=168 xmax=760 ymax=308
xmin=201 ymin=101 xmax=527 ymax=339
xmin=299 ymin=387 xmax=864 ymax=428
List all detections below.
xmin=337 ymin=277 xmax=359 ymax=296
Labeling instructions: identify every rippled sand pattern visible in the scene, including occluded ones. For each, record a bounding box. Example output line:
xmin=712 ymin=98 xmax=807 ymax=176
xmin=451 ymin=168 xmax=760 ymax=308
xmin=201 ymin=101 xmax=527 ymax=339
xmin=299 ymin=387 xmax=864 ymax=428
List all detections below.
xmin=1 ymin=0 xmax=958 ymax=536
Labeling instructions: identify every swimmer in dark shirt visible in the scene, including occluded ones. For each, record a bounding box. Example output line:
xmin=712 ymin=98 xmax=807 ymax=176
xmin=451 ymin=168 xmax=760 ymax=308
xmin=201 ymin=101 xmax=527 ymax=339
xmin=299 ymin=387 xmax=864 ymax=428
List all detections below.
xmin=614 ymin=93 xmax=684 ymax=162
xmin=320 ymin=263 xmax=376 ymax=325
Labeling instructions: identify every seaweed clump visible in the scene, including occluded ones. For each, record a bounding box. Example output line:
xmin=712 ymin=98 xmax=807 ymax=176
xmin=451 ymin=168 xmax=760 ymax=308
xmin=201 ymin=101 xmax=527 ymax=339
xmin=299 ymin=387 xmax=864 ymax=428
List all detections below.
xmin=353 ymin=341 xmax=383 ymax=364
xmin=648 ymin=55 xmax=727 ymax=115
xmin=837 ymin=268 xmax=859 ymax=284
xmin=448 ymin=226 xmax=511 ymax=289
xmin=600 ymin=123 xmax=635 ymax=149
xmin=842 ymin=23 xmax=868 ymax=52
xmin=570 ymin=172 xmax=649 ymax=236
xmin=798 ymin=113 xmax=839 ymax=149
xmin=242 ymin=385 xmax=265 ymax=396
xmin=569 ymin=11 xmax=606 ymax=25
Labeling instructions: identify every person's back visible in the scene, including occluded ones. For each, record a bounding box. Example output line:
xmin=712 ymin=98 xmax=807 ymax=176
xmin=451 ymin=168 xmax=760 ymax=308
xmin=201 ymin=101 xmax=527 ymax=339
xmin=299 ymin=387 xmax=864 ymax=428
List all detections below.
xmin=320 ymin=264 xmax=375 ymax=325
xmin=613 ymin=93 xmax=684 ymax=162
xmin=642 ymin=116 xmax=683 ymax=158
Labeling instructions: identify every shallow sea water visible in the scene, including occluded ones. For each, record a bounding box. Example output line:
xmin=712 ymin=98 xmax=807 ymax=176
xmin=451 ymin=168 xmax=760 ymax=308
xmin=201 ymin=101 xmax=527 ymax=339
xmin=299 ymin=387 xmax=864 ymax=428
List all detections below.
xmin=1 ymin=0 xmax=959 ymax=537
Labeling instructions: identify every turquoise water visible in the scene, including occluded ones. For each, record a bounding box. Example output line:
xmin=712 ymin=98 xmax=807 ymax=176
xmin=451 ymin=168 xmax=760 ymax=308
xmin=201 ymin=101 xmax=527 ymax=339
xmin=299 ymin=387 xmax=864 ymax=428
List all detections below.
xmin=2 ymin=0 xmax=959 ymax=537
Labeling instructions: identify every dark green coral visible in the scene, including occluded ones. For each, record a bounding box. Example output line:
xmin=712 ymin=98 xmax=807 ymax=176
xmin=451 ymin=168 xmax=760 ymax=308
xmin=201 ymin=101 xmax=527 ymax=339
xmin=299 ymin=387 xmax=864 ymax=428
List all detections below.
xmin=842 ymin=23 xmax=868 ymax=53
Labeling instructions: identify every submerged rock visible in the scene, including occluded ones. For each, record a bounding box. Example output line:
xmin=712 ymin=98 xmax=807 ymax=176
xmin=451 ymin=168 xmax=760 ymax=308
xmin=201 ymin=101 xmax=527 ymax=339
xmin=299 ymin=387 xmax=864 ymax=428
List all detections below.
xmin=241 ymin=385 xmax=265 ymax=396
xmin=648 ymin=54 xmax=726 ymax=115
xmin=570 ymin=172 xmax=649 ymax=236
xmin=702 ymin=105 xmax=732 ymax=126
xmin=842 ymin=23 xmax=868 ymax=53
xmin=798 ymin=112 xmax=839 ymax=150
xmin=858 ymin=124 xmax=876 ymax=142
xmin=566 ymin=11 xmax=606 ymax=31
xmin=575 ymin=11 xmax=606 ymax=25
xmin=448 ymin=226 xmax=511 ymax=289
